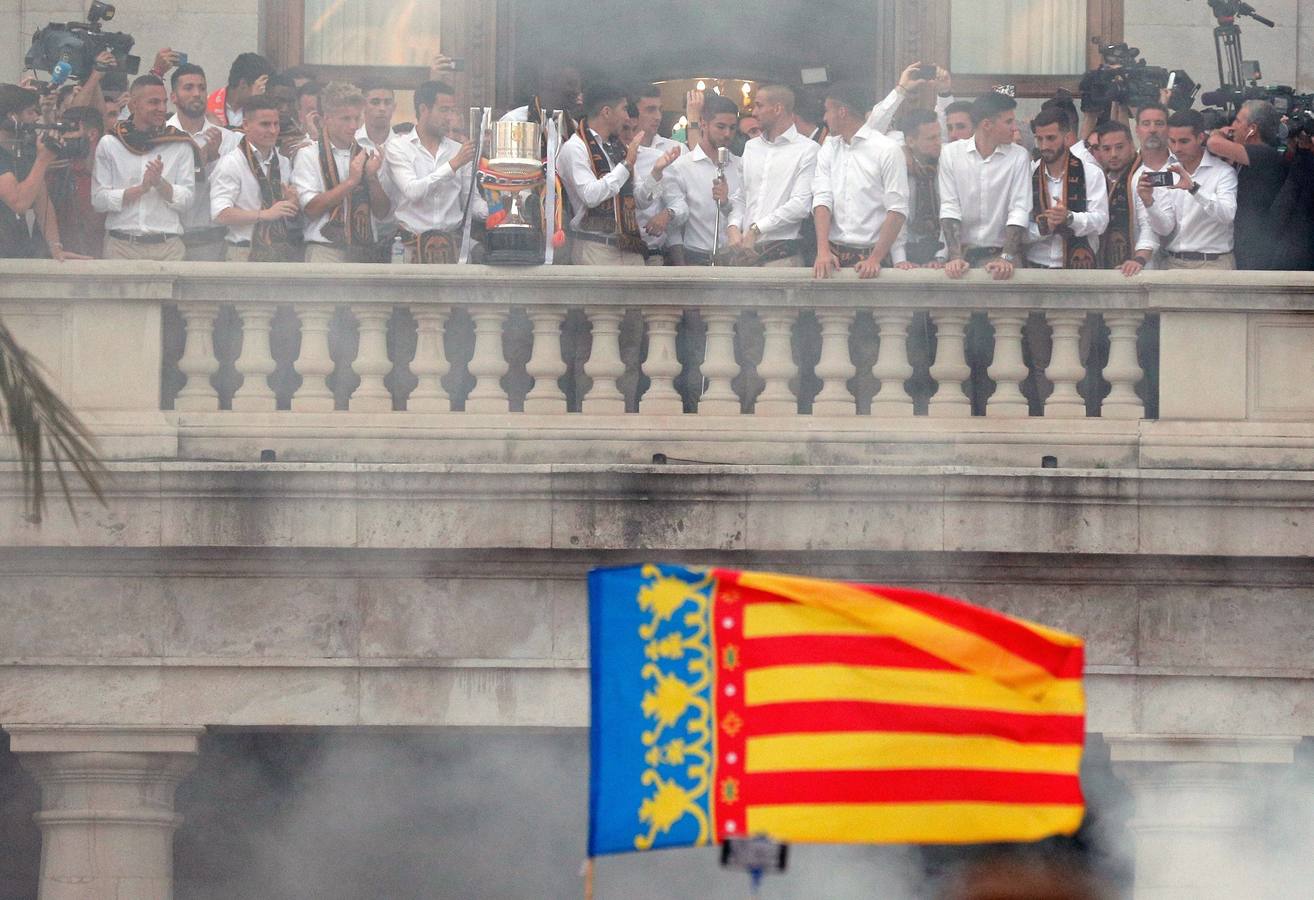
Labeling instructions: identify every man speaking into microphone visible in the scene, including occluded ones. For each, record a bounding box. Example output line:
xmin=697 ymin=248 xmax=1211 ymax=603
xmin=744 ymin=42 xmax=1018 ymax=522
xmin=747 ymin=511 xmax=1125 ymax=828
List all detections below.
xmin=654 ymin=93 xmax=745 ymax=266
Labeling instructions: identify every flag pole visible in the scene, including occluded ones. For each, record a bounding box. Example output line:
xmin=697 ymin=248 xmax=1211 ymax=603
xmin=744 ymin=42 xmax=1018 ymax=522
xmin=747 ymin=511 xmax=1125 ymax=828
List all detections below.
xmin=583 ymin=857 xmax=595 ymax=900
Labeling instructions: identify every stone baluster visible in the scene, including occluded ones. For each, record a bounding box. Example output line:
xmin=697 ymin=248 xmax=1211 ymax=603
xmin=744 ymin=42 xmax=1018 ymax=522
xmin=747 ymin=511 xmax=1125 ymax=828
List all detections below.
xmin=174 ymin=304 xmax=220 ymax=412
xmin=698 ymin=310 xmax=741 ymax=416
xmin=812 ymin=310 xmax=856 ymax=416
xmin=523 ymin=309 xmax=568 ymax=414
xmin=350 ymin=305 xmax=394 ymax=412
xmin=409 ymin=305 xmax=451 ymax=413
xmin=7 ymin=725 xmax=204 ymax=900
xmin=1045 ymin=311 xmax=1087 ymax=418
xmin=229 ymin=303 xmax=277 ymax=412
xmin=465 ymin=308 xmax=511 ymax=413
xmin=291 ymin=304 xmax=337 ymax=412
xmin=871 ymin=310 xmax=914 ymax=417
xmin=583 ymin=308 xmax=626 ymax=414
xmin=986 ymin=311 xmax=1030 ymax=417
xmin=1103 ymin=312 xmax=1145 ymax=419
xmin=927 ymin=311 xmax=972 ymax=417
xmin=641 ymin=309 xmax=684 ymax=415
xmin=755 ymin=311 xmax=798 ymax=416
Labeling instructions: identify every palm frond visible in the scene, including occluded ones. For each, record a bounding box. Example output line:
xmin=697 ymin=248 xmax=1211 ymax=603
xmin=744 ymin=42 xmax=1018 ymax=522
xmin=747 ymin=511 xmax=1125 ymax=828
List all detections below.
xmin=0 ymin=319 xmax=107 ymax=524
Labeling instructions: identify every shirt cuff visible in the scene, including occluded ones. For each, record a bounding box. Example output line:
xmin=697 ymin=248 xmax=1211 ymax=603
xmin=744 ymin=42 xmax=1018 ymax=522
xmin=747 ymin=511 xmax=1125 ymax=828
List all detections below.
xmin=103 ymin=188 xmax=126 ymax=213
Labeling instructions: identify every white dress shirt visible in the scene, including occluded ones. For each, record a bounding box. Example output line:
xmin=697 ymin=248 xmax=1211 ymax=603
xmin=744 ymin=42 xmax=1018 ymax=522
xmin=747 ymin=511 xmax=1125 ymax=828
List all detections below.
xmin=937 ymin=137 xmax=1032 ymax=250
xmin=811 ymin=125 xmax=910 ymax=261
xmin=91 ymin=131 xmax=197 ymax=236
xmin=633 ymin=135 xmax=685 ymax=250
xmin=1130 ymin=157 xmax=1170 ymax=264
xmin=166 ymin=113 xmax=240 ymax=233
xmin=356 ymin=124 xmax=397 ymax=235
xmin=867 ymin=89 xmax=956 ymax=142
xmin=209 ymin=143 xmax=292 ymax=244
xmin=291 ymin=139 xmax=361 ymax=244
xmin=1145 ymin=150 xmax=1238 ymax=254
xmin=383 ymin=129 xmax=485 ymax=234
xmin=741 ymin=125 xmax=819 ymax=241
xmin=661 ymin=145 xmax=744 ymax=254
xmin=1024 ymin=152 xmax=1110 ymax=268
xmin=557 ymin=130 xmax=629 ymax=230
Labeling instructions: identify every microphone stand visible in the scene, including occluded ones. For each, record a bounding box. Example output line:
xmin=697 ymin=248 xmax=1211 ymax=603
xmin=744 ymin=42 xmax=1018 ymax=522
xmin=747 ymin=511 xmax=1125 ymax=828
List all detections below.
xmin=712 ymin=147 xmax=728 ymax=267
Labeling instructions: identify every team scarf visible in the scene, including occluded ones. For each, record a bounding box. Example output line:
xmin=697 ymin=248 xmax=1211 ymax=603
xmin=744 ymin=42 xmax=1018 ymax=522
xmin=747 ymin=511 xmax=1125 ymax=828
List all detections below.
xmin=239 ymin=139 xmax=295 ymax=263
xmin=574 ymin=119 xmax=645 ymax=254
xmin=1032 ymin=150 xmax=1096 ymax=270
xmin=112 ymin=119 xmax=202 ymax=172
xmin=1098 ymin=153 xmax=1141 ymax=268
xmin=316 ymin=138 xmax=374 ymax=250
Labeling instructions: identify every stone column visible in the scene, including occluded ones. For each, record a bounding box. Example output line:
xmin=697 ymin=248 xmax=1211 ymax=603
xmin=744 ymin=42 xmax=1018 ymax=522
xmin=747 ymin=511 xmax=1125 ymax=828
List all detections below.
xmin=6 ymin=725 xmax=205 ymax=900
xmin=1107 ymin=734 xmax=1300 ymax=900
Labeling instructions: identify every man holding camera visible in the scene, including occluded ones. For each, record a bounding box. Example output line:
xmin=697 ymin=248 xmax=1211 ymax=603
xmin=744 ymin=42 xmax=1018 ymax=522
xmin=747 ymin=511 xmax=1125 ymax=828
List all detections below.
xmin=1206 ymin=100 xmax=1288 ymax=270
xmin=167 ymin=63 xmax=240 ymax=261
xmin=1025 ymin=107 xmax=1108 ymax=270
xmin=938 ymin=92 xmax=1032 ymax=280
xmin=0 ymin=85 xmax=56 ymax=258
xmin=867 ymin=62 xmax=957 ymax=143
xmin=91 ymin=74 xmax=197 ymax=261
xmin=1139 ymin=109 xmax=1238 ymax=270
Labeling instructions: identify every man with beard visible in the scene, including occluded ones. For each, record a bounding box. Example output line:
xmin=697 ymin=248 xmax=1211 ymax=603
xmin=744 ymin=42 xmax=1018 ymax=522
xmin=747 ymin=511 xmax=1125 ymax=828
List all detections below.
xmin=630 ymin=85 xmax=685 ymax=265
xmin=944 ymin=101 xmax=974 ymax=144
xmin=659 ymin=93 xmax=745 ymax=265
xmin=1024 ymin=107 xmax=1107 ymax=270
xmin=899 ymin=109 xmax=947 ymax=266
xmin=1094 ymin=120 xmax=1154 ymax=276
xmin=383 ymin=80 xmax=483 ymax=264
xmin=811 ymin=83 xmax=908 ymax=279
xmin=735 ymin=84 xmax=819 ymax=267
xmin=167 ymin=63 xmax=240 ymax=260
xmin=210 ymin=95 xmax=298 ymax=262
xmin=938 ymin=91 xmax=1031 ymax=280
xmin=1140 ymin=108 xmax=1238 ymax=270
xmin=92 ymin=75 xmax=198 ymax=260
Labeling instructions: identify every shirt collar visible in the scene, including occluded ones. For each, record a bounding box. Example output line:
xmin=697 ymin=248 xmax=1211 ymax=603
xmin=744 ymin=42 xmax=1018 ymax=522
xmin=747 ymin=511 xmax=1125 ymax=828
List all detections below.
xmin=762 ymin=125 xmax=801 ymax=146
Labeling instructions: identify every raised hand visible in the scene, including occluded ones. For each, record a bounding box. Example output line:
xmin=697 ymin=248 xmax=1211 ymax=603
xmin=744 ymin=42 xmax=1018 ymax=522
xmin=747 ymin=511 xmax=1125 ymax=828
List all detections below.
xmin=142 ymin=156 xmax=164 ymax=188
xmin=450 ymin=140 xmax=477 ymax=171
xmin=651 ymin=145 xmax=681 ymax=179
xmin=152 ymin=49 xmax=180 ymax=74
xmin=624 ymin=132 xmax=646 ymax=168
xmin=364 ymin=150 xmax=383 ymax=180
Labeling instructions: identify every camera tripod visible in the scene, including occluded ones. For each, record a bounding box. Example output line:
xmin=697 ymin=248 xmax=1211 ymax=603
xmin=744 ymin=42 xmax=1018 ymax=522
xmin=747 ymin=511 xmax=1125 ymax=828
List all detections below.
xmin=1208 ymin=0 xmax=1276 ymax=94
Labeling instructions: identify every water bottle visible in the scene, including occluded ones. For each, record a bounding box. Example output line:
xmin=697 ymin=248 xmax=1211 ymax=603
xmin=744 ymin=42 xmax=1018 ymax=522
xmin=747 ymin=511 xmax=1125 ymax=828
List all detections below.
xmin=390 ymin=234 xmax=406 ymax=264
xmin=50 ymin=53 xmax=74 ymax=89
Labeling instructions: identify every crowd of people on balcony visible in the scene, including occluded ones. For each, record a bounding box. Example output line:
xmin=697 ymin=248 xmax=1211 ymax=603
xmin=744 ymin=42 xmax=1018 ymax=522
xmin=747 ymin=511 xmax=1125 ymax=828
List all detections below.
xmin=1 ymin=48 xmax=1312 ymax=277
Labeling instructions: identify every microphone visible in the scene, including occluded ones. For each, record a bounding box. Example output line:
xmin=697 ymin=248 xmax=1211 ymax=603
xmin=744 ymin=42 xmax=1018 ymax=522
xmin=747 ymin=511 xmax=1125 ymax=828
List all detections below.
xmin=716 ymin=147 xmax=727 ymax=168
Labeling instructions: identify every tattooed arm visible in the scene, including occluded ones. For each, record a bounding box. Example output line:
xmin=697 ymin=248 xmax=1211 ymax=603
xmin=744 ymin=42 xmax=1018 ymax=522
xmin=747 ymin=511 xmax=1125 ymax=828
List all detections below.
xmin=984 ymin=224 xmax=1025 ymax=280
xmin=941 ymin=218 xmax=968 ymax=279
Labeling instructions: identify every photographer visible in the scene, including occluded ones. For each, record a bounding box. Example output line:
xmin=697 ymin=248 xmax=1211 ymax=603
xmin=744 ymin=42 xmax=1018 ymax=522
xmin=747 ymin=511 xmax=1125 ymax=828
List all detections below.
xmin=0 ymin=85 xmax=54 ymax=258
xmin=44 ymin=106 xmax=107 ymax=258
xmin=1139 ymin=109 xmax=1237 ymax=270
xmin=1206 ymin=100 xmax=1288 ymax=270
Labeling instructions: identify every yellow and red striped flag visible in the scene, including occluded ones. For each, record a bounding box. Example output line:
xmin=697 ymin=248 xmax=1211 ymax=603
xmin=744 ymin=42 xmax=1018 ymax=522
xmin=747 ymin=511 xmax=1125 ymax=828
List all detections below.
xmin=588 ymin=565 xmax=1085 ymax=854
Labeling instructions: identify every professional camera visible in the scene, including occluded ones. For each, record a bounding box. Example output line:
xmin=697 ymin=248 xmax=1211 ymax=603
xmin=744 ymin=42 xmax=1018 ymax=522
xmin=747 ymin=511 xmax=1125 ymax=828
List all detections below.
xmin=1078 ymin=40 xmax=1197 ymax=114
xmin=25 ymin=2 xmax=139 ymax=84
xmin=13 ymin=120 xmax=87 ymax=163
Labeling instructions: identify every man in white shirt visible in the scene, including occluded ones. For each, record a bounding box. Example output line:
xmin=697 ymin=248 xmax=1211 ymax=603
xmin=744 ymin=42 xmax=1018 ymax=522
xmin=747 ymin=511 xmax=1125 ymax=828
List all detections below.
xmin=91 ymin=74 xmax=197 ymax=261
xmin=658 ymin=93 xmax=745 ymax=265
xmin=1024 ymin=107 xmax=1109 ymax=269
xmin=629 ymin=85 xmax=685 ymax=265
xmin=210 ymin=95 xmax=298 ymax=262
xmin=383 ymin=80 xmax=483 ymax=264
xmin=292 ymin=82 xmax=391 ymax=264
xmin=937 ymin=92 xmax=1032 ymax=280
xmin=355 ymin=77 xmax=400 ymax=262
xmin=1139 ymin=108 xmax=1238 ymax=270
xmin=736 ymin=84 xmax=819 ymax=267
xmin=557 ymin=82 xmax=646 ymax=265
xmin=812 ymin=83 xmax=910 ymax=279
xmin=167 ymin=63 xmax=240 ymax=260
xmin=899 ymin=109 xmax=948 ymax=266
xmin=944 ymin=101 xmax=974 ymax=144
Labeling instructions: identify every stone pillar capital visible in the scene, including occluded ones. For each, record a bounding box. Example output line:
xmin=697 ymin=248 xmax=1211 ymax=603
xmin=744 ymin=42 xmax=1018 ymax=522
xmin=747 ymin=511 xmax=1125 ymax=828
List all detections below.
xmin=4 ymin=725 xmax=205 ymax=900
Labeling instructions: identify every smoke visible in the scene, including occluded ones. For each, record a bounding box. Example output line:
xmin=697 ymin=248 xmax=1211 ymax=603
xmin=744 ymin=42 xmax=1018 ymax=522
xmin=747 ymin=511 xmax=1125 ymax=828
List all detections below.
xmin=171 ymin=730 xmax=1154 ymax=900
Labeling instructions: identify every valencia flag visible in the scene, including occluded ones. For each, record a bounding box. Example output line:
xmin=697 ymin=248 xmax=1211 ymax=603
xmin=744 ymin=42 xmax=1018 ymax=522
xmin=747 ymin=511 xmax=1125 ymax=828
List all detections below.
xmin=587 ymin=565 xmax=1085 ymax=855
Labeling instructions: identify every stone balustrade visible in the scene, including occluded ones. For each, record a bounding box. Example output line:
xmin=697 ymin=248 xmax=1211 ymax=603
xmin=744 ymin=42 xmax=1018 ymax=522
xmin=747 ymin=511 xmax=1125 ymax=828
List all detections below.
xmin=2 ymin=262 xmax=1313 ymax=467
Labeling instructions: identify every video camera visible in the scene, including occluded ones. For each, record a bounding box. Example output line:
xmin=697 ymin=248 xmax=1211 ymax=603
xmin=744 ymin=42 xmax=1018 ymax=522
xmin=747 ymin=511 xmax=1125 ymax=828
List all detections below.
xmin=12 ymin=120 xmax=87 ymax=163
xmin=1079 ymin=41 xmax=1198 ymax=114
xmin=1198 ymin=84 xmax=1314 ymax=139
xmin=25 ymin=2 xmax=139 ymax=84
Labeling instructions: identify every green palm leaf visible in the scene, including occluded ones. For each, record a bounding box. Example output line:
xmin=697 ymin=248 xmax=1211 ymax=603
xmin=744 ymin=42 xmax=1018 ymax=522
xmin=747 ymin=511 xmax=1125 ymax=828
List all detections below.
xmin=0 ymin=319 xmax=106 ymax=524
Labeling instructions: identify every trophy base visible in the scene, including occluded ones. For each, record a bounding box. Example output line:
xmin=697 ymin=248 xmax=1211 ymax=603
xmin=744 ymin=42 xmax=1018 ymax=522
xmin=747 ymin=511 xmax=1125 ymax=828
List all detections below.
xmin=485 ymin=224 xmax=544 ymax=266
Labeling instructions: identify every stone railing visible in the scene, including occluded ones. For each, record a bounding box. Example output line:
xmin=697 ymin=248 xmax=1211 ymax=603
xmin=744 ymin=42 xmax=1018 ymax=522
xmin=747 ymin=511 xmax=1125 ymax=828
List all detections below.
xmin=2 ymin=262 xmax=1313 ymax=468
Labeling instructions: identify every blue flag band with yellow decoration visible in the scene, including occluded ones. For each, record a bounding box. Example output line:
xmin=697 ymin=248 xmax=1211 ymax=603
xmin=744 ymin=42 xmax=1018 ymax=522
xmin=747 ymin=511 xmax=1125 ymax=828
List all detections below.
xmin=588 ymin=564 xmax=1086 ymax=855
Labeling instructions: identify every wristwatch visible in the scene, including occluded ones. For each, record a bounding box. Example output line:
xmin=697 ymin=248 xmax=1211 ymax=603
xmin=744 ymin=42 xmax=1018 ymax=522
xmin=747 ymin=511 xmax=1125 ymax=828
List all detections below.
xmin=1188 ymin=183 xmax=1201 ymax=195
xmin=748 ymin=223 xmax=761 ymax=238
xmin=1064 ymin=211 xmax=1075 ymax=227
xmin=1000 ymin=252 xmax=1017 ymax=264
